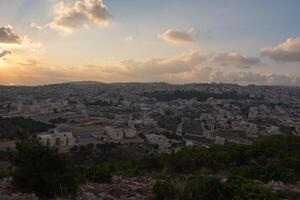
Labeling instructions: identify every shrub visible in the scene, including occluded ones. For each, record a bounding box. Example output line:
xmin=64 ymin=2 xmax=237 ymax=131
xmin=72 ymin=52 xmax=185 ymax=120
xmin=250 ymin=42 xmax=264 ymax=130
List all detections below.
xmin=181 ymin=176 xmax=226 ymax=200
xmin=225 ymin=176 xmax=277 ymax=200
xmin=13 ymin=141 xmax=78 ymax=197
xmin=82 ymin=166 xmax=112 ymax=183
xmin=153 ymin=180 xmax=175 ymax=200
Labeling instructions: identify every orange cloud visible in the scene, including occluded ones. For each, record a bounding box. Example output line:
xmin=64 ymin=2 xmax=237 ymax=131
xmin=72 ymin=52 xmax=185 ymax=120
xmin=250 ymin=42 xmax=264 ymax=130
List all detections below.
xmin=159 ymin=28 xmax=195 ymax=44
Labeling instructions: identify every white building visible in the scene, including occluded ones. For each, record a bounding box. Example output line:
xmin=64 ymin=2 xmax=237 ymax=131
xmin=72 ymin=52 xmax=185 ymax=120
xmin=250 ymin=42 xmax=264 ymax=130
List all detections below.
xmin=266 ymin=125 xmax=280 ymax=135
xmin=37 ymin=129 xmax=76 ymax=151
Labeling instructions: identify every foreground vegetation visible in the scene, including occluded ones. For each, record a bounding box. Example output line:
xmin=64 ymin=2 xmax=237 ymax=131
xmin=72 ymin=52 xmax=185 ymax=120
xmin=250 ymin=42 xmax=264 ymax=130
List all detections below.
xmin=1 ymin=135 xmax=299 ymax=199
xmin=0 ymin=117 xmax=53 ymax=139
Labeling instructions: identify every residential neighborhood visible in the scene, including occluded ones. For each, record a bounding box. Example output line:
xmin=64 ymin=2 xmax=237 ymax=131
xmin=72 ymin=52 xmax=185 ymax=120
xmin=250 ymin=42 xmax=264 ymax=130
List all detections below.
xmin=0 ymin=82 xmax=299 ymax=153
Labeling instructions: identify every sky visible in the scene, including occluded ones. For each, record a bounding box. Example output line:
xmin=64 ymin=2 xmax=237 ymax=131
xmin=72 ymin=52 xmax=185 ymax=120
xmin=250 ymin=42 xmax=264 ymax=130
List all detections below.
xmin=0 ymin=0 xmax=300 ymax=86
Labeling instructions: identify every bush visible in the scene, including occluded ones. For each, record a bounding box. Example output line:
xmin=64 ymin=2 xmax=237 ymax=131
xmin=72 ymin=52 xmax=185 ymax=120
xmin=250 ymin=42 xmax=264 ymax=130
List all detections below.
xmin=275 ymin=190 xmax=300 ymax=200
xmin=139 ymin=156 xmax=164 ymax=172
xmin=80 ymin=166 xmax=112 ymax=183
xmin=0 ymin=170 xmax=9 ymax=179
xmin=180 ymin=176 xmax=276 ymax=200
xmin=13 ymin=141 xmax=78 ymax=197
xmin=225 ymin=176 xmax=277 ymax=200
xmin=233 ymin=164 xmax=297 ymax=183
xmin=181 ymin=176 xmax=226 ymax=200
xmin=153 ymin=180 xmax=175 ymax=200
xmin=0 ymin=117 xmax=53 ymax=139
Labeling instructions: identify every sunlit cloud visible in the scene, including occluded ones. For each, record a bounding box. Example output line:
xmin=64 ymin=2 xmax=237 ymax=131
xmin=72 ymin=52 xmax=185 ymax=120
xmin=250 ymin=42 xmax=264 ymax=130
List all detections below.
xmin=159 ymin=28 xmax=196 ymax=44
xmin=125 ymin=36 xmax=134 ymax=42
xmin=80 ymin=51 xmax=260 ymax=80
xmin=0 ymin=25 xmax=42 ymax=49
xmin=81 ymin=51 xmax=261 ymax=81
xmin=49 ymin=0 xmax=112 ymax=32
xmin=0 ymin=51 xmax=298 ymax=86
xmin=261 ymin=37 xmax=300 ymax=62
xmin=0 ymin=50 xmax=11 ymax=60
xmin=17 ymin=59 xmax=38 ymax=66
xmin=168 ymin=67 xmax=300 ymax=86
xmin=207 ymin=52 xmax=260 ymax=68
xmin=0 ymin=24 xmax=42 ymax=70
xmin=30 ymin=22 xmax=43 ymax=31
xmin=131 ymin=51 xmax=260 ymax=72
xmin=0 ymin=25 xmax=23 ymax=44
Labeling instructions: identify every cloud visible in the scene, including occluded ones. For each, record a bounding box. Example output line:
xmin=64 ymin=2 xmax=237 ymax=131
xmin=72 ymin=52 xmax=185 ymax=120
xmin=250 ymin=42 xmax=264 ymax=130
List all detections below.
xmin=80 ymin=51 xmax=260 ymax=83
xmin=0 ymin=50 xmax=11 ymax=59
xmin=169 ymin=67 xmax=300 ymax=86
xmin=0 ymin=25 xmax=42 ymax=68
xmin=207 ymin=52 xmax=260 ymax=68
xmin=120 ymin=57 xmax=194 ymax=75
xmin=82 ymin=48 xmax=294 ymax=85
xmin=110 ymin=51 xmax=260 ymax=77
xmin=125 ymin=36 xmax=134 ymax=42
xmin=213 ymin=71 xmax=300 ymax=86
xmin=159 ymin=28 xmax=195 ymax=44
xmin=18 ymin=59 xmax=38 ymax=66
xmin=1 ymin=54 xmax=297 ymax=86
xmin=0 ymin=25 xmax=39 ymax=48
xmin=261 ymin=37 xmax=300 ymax=62
xmin=0 ymin=25 xmax=22 ymax=44
xmin=30 ymin=22 xmax=43 ymax=31
xmin=50 ymin=0 xmax=111 ymax=32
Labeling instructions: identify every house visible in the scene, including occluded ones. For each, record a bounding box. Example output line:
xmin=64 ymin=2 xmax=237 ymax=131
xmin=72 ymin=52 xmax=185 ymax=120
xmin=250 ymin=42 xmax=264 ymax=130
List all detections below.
xmin=104 ymin=126 xmax=124 ymax=140
xmin=215 ymin=136 xmax=226 ymax=145
xmin=37 ymin=129 xmax=76 ymax=151
xmin=248 ymin=107 xmax=258 ymax=119
xmin=123 ymin=127 xmax=137 ymax=138
xmin=266 ymin=125 xmax=280 ymax=135
xmin=231 ymin=121 xmax=258 ymax=134
xmin=144 ymin=134 xmax=172 ymax=152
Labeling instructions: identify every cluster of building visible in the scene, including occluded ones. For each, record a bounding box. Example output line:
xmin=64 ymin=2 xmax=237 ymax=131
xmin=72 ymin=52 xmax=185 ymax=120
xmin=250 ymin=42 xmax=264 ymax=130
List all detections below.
xmin=0 ymin=82 xmax=299 ymax=153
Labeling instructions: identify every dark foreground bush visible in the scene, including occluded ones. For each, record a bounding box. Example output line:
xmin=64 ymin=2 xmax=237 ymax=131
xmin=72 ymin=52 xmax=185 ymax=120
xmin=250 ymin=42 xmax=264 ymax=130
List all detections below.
xmin=225 ymin=176 xmax=278 ymax=200
xmin=78 ymin=165 xmax=112 ymax=183
xmin=181 ymin=176 xmax=226 ymax=200
xmin=13 ymin=142 xmax=78 ymax=197
xmin=153 ymin=179 xmax=176 ymax=200
xmin=179 ymin=176 xmax=277 ymax=200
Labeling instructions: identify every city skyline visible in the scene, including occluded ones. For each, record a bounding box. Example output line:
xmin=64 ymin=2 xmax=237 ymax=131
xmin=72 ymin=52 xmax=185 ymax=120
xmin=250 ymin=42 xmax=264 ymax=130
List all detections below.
xmin=0 ymin=0 xmax=300 ymax=86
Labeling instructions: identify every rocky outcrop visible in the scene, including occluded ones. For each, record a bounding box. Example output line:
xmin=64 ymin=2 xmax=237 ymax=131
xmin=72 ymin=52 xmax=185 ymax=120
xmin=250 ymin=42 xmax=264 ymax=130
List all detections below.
xmin=0 ymin=176 xmax=154 ymax=200
xmin=76 ymin=176 xmax=154 ymax=200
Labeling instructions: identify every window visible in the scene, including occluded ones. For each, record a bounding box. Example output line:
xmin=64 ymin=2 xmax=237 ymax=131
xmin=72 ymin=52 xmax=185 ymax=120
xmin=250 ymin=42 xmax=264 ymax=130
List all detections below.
xmin=55 ymin=137 xmax=60 ymax=146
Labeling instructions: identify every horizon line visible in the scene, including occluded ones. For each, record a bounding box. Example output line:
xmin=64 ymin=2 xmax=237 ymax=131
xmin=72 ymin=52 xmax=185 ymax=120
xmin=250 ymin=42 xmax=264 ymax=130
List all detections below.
xmin=0 ymin=80 xmax=299 ymax=88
